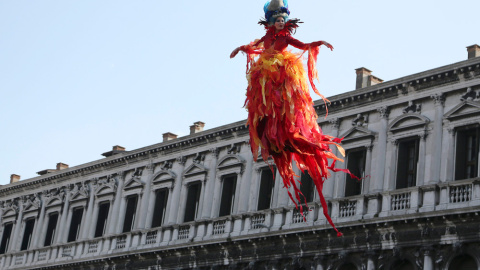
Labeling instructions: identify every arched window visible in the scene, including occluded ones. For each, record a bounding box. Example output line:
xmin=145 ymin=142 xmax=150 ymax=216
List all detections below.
xmin=449 ymin=254 xmax=477 ymax=270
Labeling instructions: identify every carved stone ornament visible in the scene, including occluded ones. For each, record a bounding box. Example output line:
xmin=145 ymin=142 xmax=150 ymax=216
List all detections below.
xmin=431 ymin=92 xmax=446 ymax=105
xmin=44 ymin=188 xmax=66 ymax=205
xmin=1 ymin=200 xmax=19 ymax=214
xmin=460 ymin=87 xmax=479 ymax=102
xmin=176 ymin=156 xmax=187 ymax=165
xmin=402 ymin=101 xmax=421 ymax=114
xmin=209 ymin=147 xmax=220 ymax=158
xmin=23 ymin=194 xmax=41 ymax=210
xmin=94 ymin=175 xmax=118 ymax=194
xmin=193 ymin=153 xmax=205 ymax=164
xmin=227 ymin=144 xmax=241 ymax=155
xmin=377 ymin=106 xmax=390 ymax=118
xmin=161 ymin=160 xmax=173 ymax=170
xmin=329 ymin=117 xmax=340 ymax=129
xmin=352 ymin=113 xmax=368 ymax=127
xmin=70 ymin=181 xmax=89 ymax=200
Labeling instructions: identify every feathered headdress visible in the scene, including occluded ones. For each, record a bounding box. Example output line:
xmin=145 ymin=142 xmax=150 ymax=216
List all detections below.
xmin=263 ymin=0 xmax=290 ymax=25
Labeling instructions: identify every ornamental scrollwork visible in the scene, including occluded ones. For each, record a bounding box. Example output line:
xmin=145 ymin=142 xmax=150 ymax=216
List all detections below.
xmin=22 ymin=194 xmax=41 ymax=209
xmin=402 ymin=101 xmax=421 ymax=114
xmin=377 ymin=106 xmax=390 ymax=118
xmin=460 ymin=87 xmax=479 ymax=102
xmin=352 ymin=113 xmax=368 ymax=127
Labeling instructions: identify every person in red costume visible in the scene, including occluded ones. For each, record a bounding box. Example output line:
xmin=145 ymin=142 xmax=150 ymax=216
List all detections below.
xmin=230 ymin=0 xmax=358 ymax=237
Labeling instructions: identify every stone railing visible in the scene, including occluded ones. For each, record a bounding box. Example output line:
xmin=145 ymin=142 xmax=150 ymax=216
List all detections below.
xmin=1 ymin=178 xmax=480 ymax=269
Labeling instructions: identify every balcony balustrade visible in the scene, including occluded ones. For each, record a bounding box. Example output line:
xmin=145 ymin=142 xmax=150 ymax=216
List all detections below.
xmin=1 ymin=178 xmax=480 ymax=269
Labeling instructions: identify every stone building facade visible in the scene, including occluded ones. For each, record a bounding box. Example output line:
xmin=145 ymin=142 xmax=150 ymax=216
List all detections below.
xmin=1 ymin=45 xmax=480 ymax=270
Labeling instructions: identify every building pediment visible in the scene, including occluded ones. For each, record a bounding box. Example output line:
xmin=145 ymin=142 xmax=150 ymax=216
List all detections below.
xmin=388 ymin=113 xmax=430 ymax=133
xmin=70 ymin=183 xmax=89 ymax=202
xmin=444 ymin=100 xmax=480 ymax=121
xmin=339 ymin=127 xmax=376 ymax=143
xmin=153 ymin=170 xmax=176 ymax=183
xmin=184 ymin=163 xmax=208 ymax=178
xmin=94 ymin=177 xmax=117 ymax=197
xmin=217 ymin=154 xmax=246 ymax=170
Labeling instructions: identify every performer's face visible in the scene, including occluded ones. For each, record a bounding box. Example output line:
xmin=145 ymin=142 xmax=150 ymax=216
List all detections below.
xmin=274 ymin=17 xmax=285 ymax=30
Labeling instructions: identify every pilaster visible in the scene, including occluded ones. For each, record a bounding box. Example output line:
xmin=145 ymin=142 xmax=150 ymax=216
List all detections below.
xmin=166 ymin=156 xmax=186 ymax=225
xmin=430 ymin=93 xmax=445 ymax=183
xmin=373 ymin=106 xmax=389 ymax=192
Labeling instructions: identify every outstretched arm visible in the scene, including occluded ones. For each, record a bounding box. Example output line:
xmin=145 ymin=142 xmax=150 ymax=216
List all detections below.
xmin=230 ymin=37 xmax=265 ymax=58
xmin=287 ymin=36 xmax=334 ymax=51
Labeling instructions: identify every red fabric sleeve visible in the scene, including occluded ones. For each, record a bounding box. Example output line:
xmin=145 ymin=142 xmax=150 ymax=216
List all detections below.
xmin=286 ymin=36 xmax=310 ymax=50
xmin=239 ymin=36 xmax=265 ymax=54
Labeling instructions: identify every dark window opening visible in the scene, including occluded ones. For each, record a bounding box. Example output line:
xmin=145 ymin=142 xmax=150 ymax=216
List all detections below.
xmin=345 ymin=149 xmax=366 ymax=196
xmin=299 ymin=172 xmax=315 ymax=206
xmin=184 ymin=182 xmax=201 ymax=222
xmin=44 ymin=212 xmax=59 ymax=247
xmin=449 ymin=254 xmax=477 ymax=270
xmin=122 ymin=195 xmax=138 ymax=233
xmin=20 ymin=218 xmax=36 ymax=251
xmin=67 ymin=208 xmax=84 ymax=242
xmin=455 ymin=127 xmax=479 ymax=180
xmin=94 ymin=202 xmax=110 ymax=237
xmin=0 ymin=222 xmax=13 ymax=254
xmin=219 ymin=175 xmax=237 ymax=217
xmin=396 ymin=138 xmax=419 ymax=189
xmin=338 ymin=263 xmax=357 ymax=270
xmin=392 ymin=259 xmax=415 ymax=270
xmin=152 ymin=189 xmax=169 ymax=228
xmin=257 ymin=168 xmax=275 ymax=211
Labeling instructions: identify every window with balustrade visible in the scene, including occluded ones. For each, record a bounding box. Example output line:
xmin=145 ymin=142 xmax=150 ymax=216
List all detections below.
xmin=396 ymin=138 xmax=419 ymax=189
xmin=20 ymin=218 xmax=35 ymax=251
xmin=219 ymin=174 xmax=237 ymax=217
xmin=0 ymin=222 xmax=13 ymax=254
xmin=257 ymin=168 xmax=275 ymax=211
xmin=123 ymin=195 xmax=138 ymax=233
xmin=455 ymin=126 xmax=479 ymax=180
xmin=94 ymin=201 xmax=110 ymax=237
xmin=345 ymin=148 xmax=366 ymax=196
xmin=67 ymin=207 xmax=84 ymax=242
xmin=152 ymin=188 xmax=169 ymax=228
xmin=44 ymin=212 xmax=59 ymax=247
xmin=184 ymin=181 xmax=201 ymax=222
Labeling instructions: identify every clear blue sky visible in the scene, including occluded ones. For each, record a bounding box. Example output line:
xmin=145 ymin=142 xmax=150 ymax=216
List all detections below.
xmin=1 ymin=0 xmax=478 ymax=185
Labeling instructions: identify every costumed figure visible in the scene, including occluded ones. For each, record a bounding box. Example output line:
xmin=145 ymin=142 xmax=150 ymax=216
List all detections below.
xmin=230 ymin=0 xmax=359 ymax=236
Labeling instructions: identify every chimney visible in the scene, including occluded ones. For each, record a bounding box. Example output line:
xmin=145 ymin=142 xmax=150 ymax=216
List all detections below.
xmin=355 ymin=67 xmax=383 ymax=90
xmin=10 ymin=174 xmax=20 ymax=184
xmin=163 ymin=132 xmax=178 ymax=142
xmin=189 ymin=121 xmax=205 ymax=135
xmin=102 ymin=145 xmax=126 ymax=157
xmin=467 ymin=44 xmax=480 ymax=59
xmin=56 ymin=162 xmax=69 ymax=170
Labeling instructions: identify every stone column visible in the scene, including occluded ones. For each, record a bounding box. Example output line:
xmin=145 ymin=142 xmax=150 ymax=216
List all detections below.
xmin=201 ymin=149 xmax=219 ymax=219
xmin=248 ymin=167 xmax=262 ymax=212
xmin=325 ymin=118 xmax=340 ymax=199
xmin=88 ymin=201 xmax=100 ymax=238
xmin=136 ymin=164 xmax=155 ymax=230
xmin=416 ymin=134 xmax=427 ymax=186
xmin=176 ymin=182 xmax=189 ymax=223
xmin=430 ymin=93 xmax=445 ymax=184
xmin=363 ymin=145 xmax=373 ymax=194
xmin=373 ymin=106 xmax=389 ymax=192
xmin=366 ymin=251 xmax=376 ymax=270
xmin=107 ymin=172 xmax=125 ymax=235
xmin=144 ymin=189 xmax=157 ymax=230
xmin=31 ymin=194 xmax=46 ymax=249
xmin=55 ymin=187 xmax=71 ymax=244
xmin=237 ymin=144 xmax=253 ymax=213
xmin=61 ymin=207 xmax=74 ymax=243
xmin=443 ymin=128 xmax=456 ymax=182
xmin=115 ymin=194 xmax=128 ymax=234
xmin=166 ymin=156 xmax=186 ymax=225
xmin=385 ymin=139 xmax=398 ymax=191
xmin=423 ymin=248 xmax=433 ymax=270
xmin=11 ymin=198 xmax=24 ymax=251
xmin=80 ymin=181 xmax=96 ymax=239
xmin=210 ymin=172 xmax=223 ymax=218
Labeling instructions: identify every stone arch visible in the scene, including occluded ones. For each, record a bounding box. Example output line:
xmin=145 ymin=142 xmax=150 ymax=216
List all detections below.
xmin=388 ymin=113 xmax=430 ymax=133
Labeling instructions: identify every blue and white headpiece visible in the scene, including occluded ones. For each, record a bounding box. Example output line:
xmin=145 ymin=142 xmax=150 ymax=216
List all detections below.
xmin=264 ymin=0 xmax=290 ymax=25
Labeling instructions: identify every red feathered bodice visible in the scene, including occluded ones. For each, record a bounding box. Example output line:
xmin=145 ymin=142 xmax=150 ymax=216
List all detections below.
xmin=254 ymin=26 xmax=311 ymax=51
